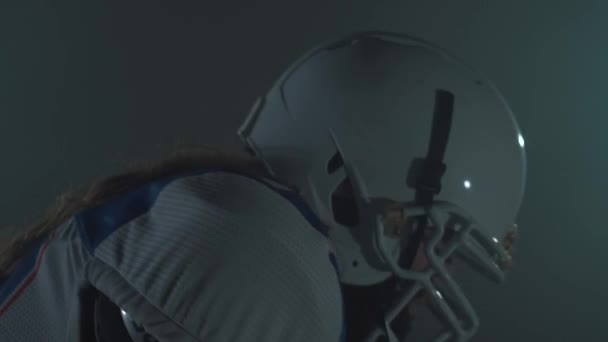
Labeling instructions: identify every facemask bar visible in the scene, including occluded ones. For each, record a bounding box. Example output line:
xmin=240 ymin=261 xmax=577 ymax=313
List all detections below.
xmin=378 ymin=202 xmax=511 ymax=342
xmin=345 ymin=162 xmax=510 ymax=342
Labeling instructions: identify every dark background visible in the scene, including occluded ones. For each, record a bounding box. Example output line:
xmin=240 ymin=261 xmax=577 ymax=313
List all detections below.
xmin=1 ymin=1 xmax=605 ymax=340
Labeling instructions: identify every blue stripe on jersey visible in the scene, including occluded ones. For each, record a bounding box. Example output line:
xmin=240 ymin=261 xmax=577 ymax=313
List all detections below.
xmin=75 ymin=169 xmax=212 ymax=252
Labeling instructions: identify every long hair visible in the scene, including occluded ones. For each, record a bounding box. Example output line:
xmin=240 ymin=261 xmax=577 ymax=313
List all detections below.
xmin=0 ymin=145 xmax=274 ymax=278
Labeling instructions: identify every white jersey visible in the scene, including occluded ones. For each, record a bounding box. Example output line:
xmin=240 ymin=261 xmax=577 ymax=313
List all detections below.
xmin=0 ymin=170 xmax=346 ymax=341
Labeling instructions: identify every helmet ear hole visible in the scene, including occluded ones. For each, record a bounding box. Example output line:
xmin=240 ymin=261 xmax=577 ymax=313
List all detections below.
xmin=331 ymin=177 xmax=360 ymax=227
xmin=328 ymin=151 xmax=360 ymax=227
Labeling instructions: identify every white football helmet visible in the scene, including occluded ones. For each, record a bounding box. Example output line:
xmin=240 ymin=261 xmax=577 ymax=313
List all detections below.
xmin=238 ymin=31 xmax=526 ymax=342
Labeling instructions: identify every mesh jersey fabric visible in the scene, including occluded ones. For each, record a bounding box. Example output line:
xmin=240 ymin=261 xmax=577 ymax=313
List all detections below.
xmin=0 ymin=170 xmax=346 ymax=341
